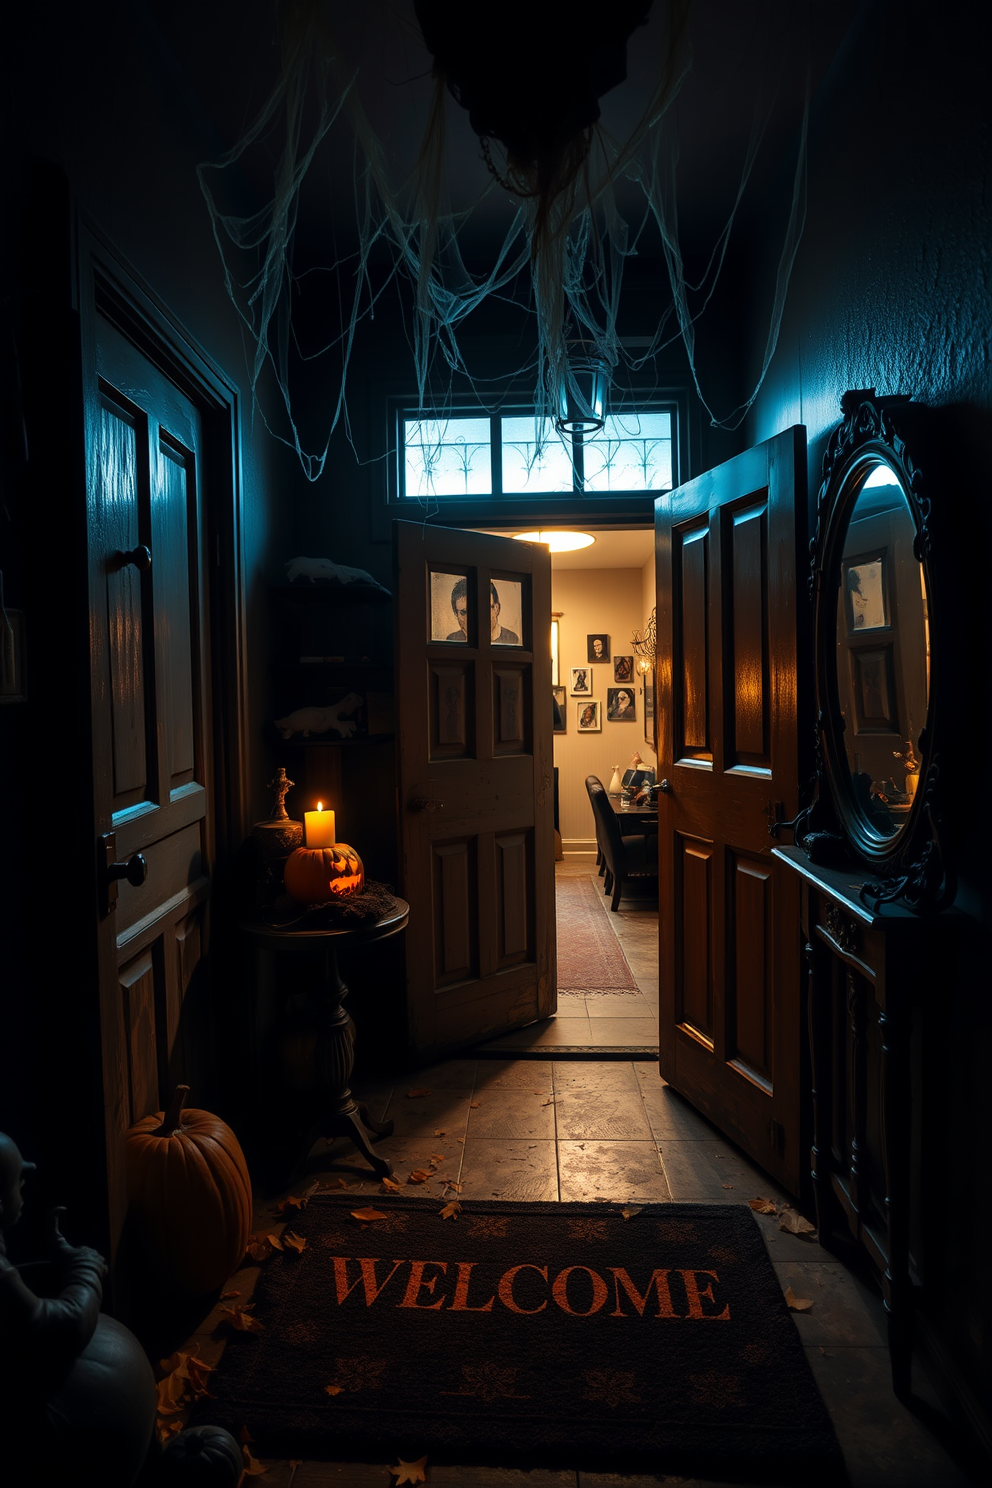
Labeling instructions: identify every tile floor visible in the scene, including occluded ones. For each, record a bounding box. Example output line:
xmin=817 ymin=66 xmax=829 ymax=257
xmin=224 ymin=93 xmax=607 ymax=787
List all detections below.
xmin=480 ymin=859 xmax=659 ymax=1053
xmin=173 ymin=866 xmax=979 ymax=1488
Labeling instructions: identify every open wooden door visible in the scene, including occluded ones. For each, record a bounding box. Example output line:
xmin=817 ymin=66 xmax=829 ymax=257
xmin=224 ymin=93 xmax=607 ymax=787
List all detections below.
xmin=81 ymin=255 xmax=233 ymax=1268
xmin=394 ymin=522 xmax=555 ymax=1061
xmin=656 ymin=428 xmax=807 ymax=1193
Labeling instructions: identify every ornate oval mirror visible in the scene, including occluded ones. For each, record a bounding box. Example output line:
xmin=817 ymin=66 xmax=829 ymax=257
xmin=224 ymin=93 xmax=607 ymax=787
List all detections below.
xmin=802 ymin=391 xmax=948 ymax=909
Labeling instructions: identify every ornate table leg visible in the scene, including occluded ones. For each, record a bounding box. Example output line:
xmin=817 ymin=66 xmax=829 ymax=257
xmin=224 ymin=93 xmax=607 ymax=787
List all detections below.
xmin=280 ymin=947 xmax=394 ymax=1179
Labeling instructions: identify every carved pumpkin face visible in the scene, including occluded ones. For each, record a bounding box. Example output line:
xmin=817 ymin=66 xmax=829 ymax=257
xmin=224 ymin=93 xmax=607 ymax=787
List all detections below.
xmin=283 ymin=844 xmax=365 ymax=903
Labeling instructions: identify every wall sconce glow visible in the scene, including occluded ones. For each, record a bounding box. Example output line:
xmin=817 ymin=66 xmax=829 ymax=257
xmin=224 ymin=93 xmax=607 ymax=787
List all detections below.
xmin=513 ymin=531 xmax=595 ymax=553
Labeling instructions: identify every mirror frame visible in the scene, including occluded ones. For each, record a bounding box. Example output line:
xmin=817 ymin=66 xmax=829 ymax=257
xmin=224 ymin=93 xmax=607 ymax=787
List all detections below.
xmin=796 ymin=390 xmax=951 ymax=911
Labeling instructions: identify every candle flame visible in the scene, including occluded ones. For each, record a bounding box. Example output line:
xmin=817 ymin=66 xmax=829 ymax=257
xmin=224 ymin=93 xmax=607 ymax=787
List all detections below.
xmin=316 ymin=801 xmax=323 ymax=812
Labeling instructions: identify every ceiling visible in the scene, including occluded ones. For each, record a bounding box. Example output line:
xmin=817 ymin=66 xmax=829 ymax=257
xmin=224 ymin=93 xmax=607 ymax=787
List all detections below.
xmin=150 ymin=0 xmax=861 ymax=269
xmin=472 ymin=527 xmax=655 ymax=570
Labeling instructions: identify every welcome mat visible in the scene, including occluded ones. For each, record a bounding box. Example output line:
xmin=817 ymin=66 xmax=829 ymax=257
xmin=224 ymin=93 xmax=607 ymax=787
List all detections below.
xmin=556 ymin=875 xmax=639 ymax=992
xmin=195 ymin=1197 xmax=844 ymax=1482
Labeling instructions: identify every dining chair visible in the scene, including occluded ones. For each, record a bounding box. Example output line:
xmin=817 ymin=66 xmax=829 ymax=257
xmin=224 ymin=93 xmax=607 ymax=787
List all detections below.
xmin=586 ymin=775 xmax=659 ymax=912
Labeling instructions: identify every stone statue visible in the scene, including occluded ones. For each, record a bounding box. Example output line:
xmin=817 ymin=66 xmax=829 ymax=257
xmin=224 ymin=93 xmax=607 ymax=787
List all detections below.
xmin=0 ymin=1131 xmax=154 ymax=1485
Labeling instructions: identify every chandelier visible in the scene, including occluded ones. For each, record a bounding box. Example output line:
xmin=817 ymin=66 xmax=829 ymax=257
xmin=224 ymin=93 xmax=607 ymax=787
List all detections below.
xmin=632 ymin=607 xmax=656 ymax=674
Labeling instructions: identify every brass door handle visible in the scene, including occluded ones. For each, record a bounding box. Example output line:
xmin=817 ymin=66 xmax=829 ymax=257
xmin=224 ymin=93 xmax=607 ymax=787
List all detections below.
xmin=658 ymin=779 xmax=672 ymax=793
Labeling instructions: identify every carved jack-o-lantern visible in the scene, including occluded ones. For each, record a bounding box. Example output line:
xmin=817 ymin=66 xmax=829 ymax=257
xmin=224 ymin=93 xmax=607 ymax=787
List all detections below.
xmin=283 ymin=844 xmax=365 ymax=903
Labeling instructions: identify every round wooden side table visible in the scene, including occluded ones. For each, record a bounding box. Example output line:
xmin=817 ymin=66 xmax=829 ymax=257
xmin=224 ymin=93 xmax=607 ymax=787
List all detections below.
xmin=243 ymin=896 xmax=409 ymax=1183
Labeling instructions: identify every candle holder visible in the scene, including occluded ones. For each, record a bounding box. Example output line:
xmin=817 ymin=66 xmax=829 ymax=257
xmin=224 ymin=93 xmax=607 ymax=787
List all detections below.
xmin=249 ymin=767 xmax=304 ymax=909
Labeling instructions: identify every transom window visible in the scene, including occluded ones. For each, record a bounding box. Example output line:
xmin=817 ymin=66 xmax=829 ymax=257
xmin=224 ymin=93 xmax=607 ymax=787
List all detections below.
xmin=401 ymin=409 xmax=675 ymax=501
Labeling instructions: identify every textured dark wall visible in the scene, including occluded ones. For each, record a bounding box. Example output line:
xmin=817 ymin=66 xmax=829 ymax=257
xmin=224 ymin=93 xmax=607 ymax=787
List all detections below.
xmin=747 ymin=0 xmax=991 ymax=1445
xmin=750 ymin=0 xmax=991 ymax=462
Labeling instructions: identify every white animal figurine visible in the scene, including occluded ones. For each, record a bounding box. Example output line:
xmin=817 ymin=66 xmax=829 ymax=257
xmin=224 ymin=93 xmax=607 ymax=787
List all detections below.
xmin=274 ymin=693 xmax=363 ymax=740
xmin=285 ymin=556 xmax=386 ymax=590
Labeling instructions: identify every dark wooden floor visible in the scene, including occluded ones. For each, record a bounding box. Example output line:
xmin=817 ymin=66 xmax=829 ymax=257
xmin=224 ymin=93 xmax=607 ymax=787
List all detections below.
xmin=168 ymin=865 xmax=976 ymax=1487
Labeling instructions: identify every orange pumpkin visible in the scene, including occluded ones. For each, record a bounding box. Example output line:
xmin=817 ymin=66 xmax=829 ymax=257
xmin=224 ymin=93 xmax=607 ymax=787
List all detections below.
xmin=283 ymin=843 xmax=365 ymax=903
xmin=125 ymin=1085 xmax=252 ymax=1298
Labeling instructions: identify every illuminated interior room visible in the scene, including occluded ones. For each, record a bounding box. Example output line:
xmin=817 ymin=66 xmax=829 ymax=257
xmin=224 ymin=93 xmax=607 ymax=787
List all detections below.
xmin=0 ymin=2 xmax=989 ymax=1484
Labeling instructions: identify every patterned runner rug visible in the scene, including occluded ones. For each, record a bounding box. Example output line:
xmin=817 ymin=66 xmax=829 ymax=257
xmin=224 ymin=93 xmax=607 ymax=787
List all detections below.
xmin=194 ymin=1196 xmax=845 ymax=1482
xmin=556 ymin=874 xmax=639 ymax=992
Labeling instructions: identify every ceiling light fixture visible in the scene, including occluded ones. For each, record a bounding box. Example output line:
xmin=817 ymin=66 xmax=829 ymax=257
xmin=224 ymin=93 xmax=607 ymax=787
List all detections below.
xmin=513 ymin=530 xmax=596 ymax=553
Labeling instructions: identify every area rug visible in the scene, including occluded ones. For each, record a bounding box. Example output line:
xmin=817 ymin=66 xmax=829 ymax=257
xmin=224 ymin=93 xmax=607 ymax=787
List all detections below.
xmin=194 ymin=1197 xmax=845 ymax=1482
xmin=556 ymin=875 xmax=639 ymax=992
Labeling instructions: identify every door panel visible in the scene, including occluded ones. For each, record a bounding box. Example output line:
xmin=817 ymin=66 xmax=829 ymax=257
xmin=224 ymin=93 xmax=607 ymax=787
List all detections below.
xmin=395 ymin=522 xmax=554 ymax=1059
xmin=658 ymin=427 xmax=806 ymax=1192
xmin=87 ymin=315 xmax=213 ymax=1253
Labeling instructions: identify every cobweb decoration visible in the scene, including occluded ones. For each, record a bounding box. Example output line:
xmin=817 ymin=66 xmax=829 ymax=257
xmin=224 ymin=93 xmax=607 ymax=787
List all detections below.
xmin=197 ymin=0 xmax=810 ymax=483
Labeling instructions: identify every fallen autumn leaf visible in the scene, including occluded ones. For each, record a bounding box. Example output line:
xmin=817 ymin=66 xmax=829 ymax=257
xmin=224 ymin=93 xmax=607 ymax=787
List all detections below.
xmin=350 ymin=1207 xmax=389 ymax=1222
xmin=440 ymin=1199 xmax=462 ymax=1219
xmin=389 ymin=1455 xmax=429 ymax=1485
xmin=221 ymin=1304 xmax=265 ymax=1333
xmin=784 ymin=1285 xmax=813 ymax=1312
xmin=406 ymin=1088 xmax=432 ymax=1098
xmin=242 ymin=1444 xmax=268 ymax=1477
xmin=779 ymin=1207 xmax=817 ymax=1236
xmin=749 ymin=1197 xmax=777 ymax=1214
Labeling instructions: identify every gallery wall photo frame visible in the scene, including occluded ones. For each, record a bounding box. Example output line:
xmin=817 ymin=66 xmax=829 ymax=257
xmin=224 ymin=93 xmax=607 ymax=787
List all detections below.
xmin=576 ymin=699 xmax=601 ymax=732
xmin=552 ymin=685 xmax=567 ymax=733
xmin=606 ymin=686 xmax=636 ymax=721
xmin=644 ymin=672 xmax=656 ymax=747
xmin=587 ymin=634 xmax=610 ymax=663
xmin=843 ymin=549 xmax=889 ymax=634
xmin=613 ymin=655 xmax=633 ymax=682
xmin=851 ymin=644 xmax=899 ymax=733
xmin=570 ymin=666 xmax=592 ymax=695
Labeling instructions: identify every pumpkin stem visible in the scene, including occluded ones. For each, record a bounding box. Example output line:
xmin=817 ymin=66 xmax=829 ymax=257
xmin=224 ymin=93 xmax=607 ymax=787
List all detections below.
xmin=155 ymin=1084 xmax=190 ymax=1136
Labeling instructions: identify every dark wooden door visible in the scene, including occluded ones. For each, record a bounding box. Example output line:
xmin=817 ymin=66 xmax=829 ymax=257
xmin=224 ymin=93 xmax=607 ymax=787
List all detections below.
xmin=86 ymin=313 xmax=213 ymax=1255
xmin=656 ymin=428 xmax=807 ymax=1192
xmin=394 ymin=522 xmax=555 ymax=1060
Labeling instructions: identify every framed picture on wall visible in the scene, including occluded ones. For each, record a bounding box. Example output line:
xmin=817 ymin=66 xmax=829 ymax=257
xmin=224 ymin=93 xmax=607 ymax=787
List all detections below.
xmin=613 ymin=655 xmax=633 ymax=682
xmin=587 ymin=634 xmax=610 ymax=663
xmin=843 ymin=551 xmax=888 ymax=633
xmin=851 ymin=644 xmax=898 ymax=732
xmin=606 ymin=686 xmax=636 ymax=721
xmin=644 ymin=672 xmax=655 ymax=746
xmin=570 ymin=666 xmax=592 ymax=695
xmin=552 ymin=685 xmax=567 ymax=733
xmin=576 ymin=700 xmax=601 ymax=732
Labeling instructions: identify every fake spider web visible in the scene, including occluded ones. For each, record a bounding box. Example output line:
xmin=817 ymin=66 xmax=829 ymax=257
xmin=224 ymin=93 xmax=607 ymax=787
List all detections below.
xmin=197 ymin=0 xmax=809 ymax=486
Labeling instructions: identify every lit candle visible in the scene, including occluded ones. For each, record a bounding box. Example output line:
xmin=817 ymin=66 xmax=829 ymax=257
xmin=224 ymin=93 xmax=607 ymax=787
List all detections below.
xmin=304 ymin=801 xmax=336 ymax=847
